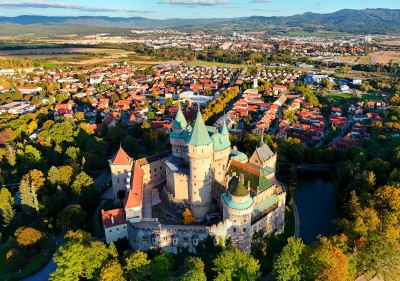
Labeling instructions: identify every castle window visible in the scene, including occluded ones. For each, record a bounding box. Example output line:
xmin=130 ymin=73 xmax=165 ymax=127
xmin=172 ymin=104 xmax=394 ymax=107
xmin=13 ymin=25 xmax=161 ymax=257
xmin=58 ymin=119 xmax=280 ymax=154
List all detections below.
xmin=233 ymin=227 xmax=236 ymax=233
xmin=194 ymin=192 xmax=197 ymax=194
xmin=243 ymin=228 xmax=246 ymax=233
xmin=109 ymin=230 xmax=112 ymax=233
xmin=154 ymin=168 xmax=157 ymax=171
xmin=183 ymin=237 xmax=188 ymax=242
xmin=143 ymin=236 xmax=148 ymax=241
xmin=116 ymin=228 xmax=119 ymax=231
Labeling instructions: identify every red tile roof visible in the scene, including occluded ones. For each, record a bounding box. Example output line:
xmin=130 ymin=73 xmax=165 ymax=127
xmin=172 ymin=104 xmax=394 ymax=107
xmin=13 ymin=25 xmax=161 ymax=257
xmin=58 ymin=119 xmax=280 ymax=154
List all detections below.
xmin=125 ymin=164 xmax=143 ymax=209
xmin=111 ymin=146 xmax=131 ymax=165
xmin=102 ymin=208 xmax=126 ymax=228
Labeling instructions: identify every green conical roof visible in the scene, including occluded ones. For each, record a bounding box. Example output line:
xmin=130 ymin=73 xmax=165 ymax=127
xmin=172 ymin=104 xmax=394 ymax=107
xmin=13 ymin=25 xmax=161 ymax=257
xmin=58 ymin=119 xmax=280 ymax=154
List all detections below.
xmin=172 ymin=106 xmax=187 ymax=130
xmin=221 ymin=119 xmax=229 ymax=136
xmin=187 ymin=111 xmax=213 ymax=146
xmin=228 ymin=176 xmax=249 ymax=197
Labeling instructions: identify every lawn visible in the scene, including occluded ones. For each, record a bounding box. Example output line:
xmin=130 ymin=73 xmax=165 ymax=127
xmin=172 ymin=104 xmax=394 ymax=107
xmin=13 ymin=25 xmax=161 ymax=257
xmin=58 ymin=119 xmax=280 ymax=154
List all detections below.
xmin=326 ymin=92 xmax=382 ymax=103
xmin=186 ymin=60 xmax=246 ymax=68
xmin=0 ymin=235 xmax=56 ymax=281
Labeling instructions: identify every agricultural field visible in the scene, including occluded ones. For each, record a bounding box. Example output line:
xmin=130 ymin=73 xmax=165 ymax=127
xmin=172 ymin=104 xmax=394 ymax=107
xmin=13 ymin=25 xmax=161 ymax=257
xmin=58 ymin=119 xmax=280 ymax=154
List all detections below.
xmin=370 ymin=51 xmax=400 ymax=64
xmin=326 ymin=92 xmax=383 ymax=103
xmin=186 ymin=60 xmax=246 ymax=68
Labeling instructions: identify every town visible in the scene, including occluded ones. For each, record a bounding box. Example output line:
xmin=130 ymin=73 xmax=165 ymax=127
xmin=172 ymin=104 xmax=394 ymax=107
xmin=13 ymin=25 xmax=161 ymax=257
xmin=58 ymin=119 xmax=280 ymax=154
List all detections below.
xmin=1 ymin=4 xmax=400 ymax=281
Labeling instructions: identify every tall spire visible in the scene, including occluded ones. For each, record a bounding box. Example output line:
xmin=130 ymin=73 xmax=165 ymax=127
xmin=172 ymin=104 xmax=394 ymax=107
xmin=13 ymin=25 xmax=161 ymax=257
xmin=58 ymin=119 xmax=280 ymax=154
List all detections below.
xmin=221 ymin=114 xmax=229 ymax=137
xmin=260 ymin=126 xmax=264 ymax=147
xmin=172 ymin=103 xmax=187 ymax=130
xmin=187 ymin=111 xmax=212 ymax=146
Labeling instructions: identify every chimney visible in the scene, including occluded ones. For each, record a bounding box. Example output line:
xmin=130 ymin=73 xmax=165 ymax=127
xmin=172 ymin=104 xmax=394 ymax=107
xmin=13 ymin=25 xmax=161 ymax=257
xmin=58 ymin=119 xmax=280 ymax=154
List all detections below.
xmin=247 ymin=181 xmax=251 ymax=191
xmin=110 ymin=215 xmax=114 ymax=224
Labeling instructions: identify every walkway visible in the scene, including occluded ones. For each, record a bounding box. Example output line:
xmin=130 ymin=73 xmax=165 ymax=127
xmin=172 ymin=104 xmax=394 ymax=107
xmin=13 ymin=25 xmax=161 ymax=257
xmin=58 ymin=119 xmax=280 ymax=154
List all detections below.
xmin=292 ymin=201 xmax=300 ymax=238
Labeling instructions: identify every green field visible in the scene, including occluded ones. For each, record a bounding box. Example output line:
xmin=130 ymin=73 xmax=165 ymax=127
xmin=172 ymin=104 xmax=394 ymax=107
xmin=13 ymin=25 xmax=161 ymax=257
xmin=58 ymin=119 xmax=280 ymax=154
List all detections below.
xmin=186 ymin=60 xmax=246 ymax=68
xmin=327 ymin=92 xmax=382 ymax=103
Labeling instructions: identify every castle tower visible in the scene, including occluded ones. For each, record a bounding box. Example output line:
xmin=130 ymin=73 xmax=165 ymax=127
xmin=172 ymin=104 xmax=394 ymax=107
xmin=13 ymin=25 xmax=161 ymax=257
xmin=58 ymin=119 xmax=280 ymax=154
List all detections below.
xmin=187 ymin=111 xmax=213 ymax=218
xmin=170 ymin=105 xmax=188 ymax=159
xmin=221 ymin=175 xmax=254 ymax=252
xmin=109 ymin=146 xmax=133 ymax=205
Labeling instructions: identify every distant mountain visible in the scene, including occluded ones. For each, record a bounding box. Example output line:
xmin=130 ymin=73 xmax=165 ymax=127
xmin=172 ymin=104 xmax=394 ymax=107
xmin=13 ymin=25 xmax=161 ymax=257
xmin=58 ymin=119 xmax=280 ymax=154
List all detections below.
xmin=0 ymin=15 xmax=230 ymax=29
xmin=0 ymin=9 xmax=399 ymax=36
xmin=201 ymin=8 xmax=400 ymax=34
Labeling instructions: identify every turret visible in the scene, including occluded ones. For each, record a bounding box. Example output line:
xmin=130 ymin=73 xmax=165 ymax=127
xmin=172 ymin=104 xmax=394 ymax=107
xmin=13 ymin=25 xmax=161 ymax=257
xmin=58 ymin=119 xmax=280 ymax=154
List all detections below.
xmin=221 ymin=175 xmax=254 ymax=252
xmin=220 ymin=118 xmax=229 ymax=140
xmin=187 ymin=111 xmax=213 ymax=218
xmin=172 ymin=105 xmax=187 ymax=134
xmin=170 ymin=105 xmax=188 ymax=159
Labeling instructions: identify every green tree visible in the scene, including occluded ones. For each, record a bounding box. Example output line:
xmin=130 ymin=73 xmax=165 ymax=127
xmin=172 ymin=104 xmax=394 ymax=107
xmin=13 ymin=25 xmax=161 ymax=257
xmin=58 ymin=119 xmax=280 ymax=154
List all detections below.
xmin=151 ymin=251 xmax=174 ymax=281
xmin=125 ymin=251 xmax=151 ymax=281
xmin=14 ymin=227 xmax=46 ymax=256
xmin=273 ymin=237 xmax=305 ymax=281
xmin=213 ymin=245 xmax=260 ymax=281
xmin=19 ymin=178 xmax=39 ymax=214
xmin=57 ymin=205 xmax=87 ymax=231
xmin=51 ymin=230 xmax=112 ymax=281
xmin=71 ymin=171 xmax=94 ymax=196
xmin=0 ymin=187 xmax=15 ymax=226
xmin=17 ymin=145 xmax=42 ymax=173
xmin=180 ymin=256 xmax=207 ymax=281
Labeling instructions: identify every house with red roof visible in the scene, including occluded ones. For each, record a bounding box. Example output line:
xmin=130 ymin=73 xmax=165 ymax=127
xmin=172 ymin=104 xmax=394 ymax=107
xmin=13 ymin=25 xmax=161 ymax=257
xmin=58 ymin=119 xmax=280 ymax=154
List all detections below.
xmin=102 ymin=208 xmax=128 ymax=243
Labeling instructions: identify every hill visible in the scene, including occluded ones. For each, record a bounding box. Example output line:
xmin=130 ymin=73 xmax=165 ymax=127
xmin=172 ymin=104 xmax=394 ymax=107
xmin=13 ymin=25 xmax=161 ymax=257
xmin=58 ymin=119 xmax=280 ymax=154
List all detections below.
xmin=0 ymin=9 xmax=399 ymax=36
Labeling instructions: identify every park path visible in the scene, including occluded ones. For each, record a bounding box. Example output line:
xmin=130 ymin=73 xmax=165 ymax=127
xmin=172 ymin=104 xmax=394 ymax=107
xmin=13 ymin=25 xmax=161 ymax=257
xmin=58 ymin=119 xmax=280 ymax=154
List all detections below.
xmin=292 ymin=201 xmax=300 ymax=238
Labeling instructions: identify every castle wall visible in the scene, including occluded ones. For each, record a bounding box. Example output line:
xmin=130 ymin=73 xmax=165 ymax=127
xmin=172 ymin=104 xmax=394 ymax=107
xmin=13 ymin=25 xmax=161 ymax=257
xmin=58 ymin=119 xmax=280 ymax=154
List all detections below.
xmin=128 ymin=220 xmax=208 ymax=254
xmin=139 ymin=158 xmax=167 ymax=187
xmin=110 ymin=163 xmax=132 ymax=205
xmin=212 ymin=147 xmax=230 ymax=183
xmin=166 ymin=169 xmax=189 ymax=200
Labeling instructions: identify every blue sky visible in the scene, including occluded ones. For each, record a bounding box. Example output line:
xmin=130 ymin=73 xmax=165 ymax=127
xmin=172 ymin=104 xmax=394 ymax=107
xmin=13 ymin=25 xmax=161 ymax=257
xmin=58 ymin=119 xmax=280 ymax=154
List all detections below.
xmin=0 ymin=0 xmax=398 ymax=19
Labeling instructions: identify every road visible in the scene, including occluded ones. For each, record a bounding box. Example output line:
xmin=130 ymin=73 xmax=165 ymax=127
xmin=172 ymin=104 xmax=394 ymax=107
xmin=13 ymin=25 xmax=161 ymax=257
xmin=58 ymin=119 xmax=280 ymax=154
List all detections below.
xmin=292 ymin=201 xmax=300 ymax=238
xmin=329 ymin=113 xmax=354 ymax=146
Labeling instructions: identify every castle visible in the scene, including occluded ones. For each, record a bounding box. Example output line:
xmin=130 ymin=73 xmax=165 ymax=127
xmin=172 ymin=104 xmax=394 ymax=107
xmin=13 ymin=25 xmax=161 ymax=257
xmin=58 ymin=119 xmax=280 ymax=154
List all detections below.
xmin=102 ymin=106 xmax=286 ymax=253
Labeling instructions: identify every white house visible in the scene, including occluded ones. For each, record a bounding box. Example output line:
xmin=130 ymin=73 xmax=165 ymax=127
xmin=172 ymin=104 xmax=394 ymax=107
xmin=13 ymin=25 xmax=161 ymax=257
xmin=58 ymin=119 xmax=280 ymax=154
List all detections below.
xmin=102 ymin=209 xmax=128 ymax=243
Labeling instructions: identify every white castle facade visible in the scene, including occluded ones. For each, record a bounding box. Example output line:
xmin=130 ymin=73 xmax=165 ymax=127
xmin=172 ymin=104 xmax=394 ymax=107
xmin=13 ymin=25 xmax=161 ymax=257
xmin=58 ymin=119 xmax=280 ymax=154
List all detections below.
xmin=102 ymin=106 xmax=286 ymax=253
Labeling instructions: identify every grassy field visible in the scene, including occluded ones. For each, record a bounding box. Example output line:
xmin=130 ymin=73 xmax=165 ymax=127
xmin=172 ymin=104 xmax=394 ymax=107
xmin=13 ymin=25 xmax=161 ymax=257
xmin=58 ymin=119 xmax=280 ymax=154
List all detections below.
xmin=186 ymin=60 xmax=246 ymax=68
xmin=288 ymin=30 xmax=347 ymax=37
xmin=0 ymin=236 xmax=56 ymax=281
xmin=327 ymin=92 xmax=382 ymax=103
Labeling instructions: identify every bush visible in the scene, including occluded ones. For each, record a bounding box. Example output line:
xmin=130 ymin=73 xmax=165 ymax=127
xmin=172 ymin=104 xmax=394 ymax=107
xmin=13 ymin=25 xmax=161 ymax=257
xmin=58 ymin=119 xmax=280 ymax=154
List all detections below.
xmin=6 ymin=248 xmax=27 ymax=271
xmin=14 ymin=227 xmax=46 ymax=256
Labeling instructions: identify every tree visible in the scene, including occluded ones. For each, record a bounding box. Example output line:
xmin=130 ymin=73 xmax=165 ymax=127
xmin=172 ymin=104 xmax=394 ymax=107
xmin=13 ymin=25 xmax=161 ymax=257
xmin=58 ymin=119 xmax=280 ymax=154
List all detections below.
xmin=278 ymin=137 xmax=305 ymax=163
xmin=213 ymin=245 xmax=260 ymax=281
xmin=22 ymin=169 xmax=45 ymax=191
xmin=71 ymin=171 xmax=94 ymax=196
xmin=19 ymin=178 xmax=39 ymax=214
xmin=302 ymin=237 xmax=352 ymax=281
xmin=6 ymin=248 xmax=27 ymax=271
xmin=181 ymin=257 xmax=207 ymax=281
xmin=182 ymin=208 xmax=195 ymax=225
xmin=0 ymin=187 xmax=15 ymax=226
xmin=17 ymin=145 xmax=42 ymax=173
xmin=151 ymin=250 xmax=174 ymax=281
xmin=273 ymin=237 xmax=305 ymax=281
xmin=100 ymin=259 xmax=126 ymax=281
xmin=125 ymin=251 xmax=151 ymax=281
xmin=57 ymin=205 xmax=87 ymax=231
xmin=14 ymin=227 xmax=46 ymax=256
xmin=5 ymin=144 xmax=16 ymax=166
xmin=65 ymin=146 xmax=80 ymax=162
xmin=51 ymin=230 xmax=112 ymax=281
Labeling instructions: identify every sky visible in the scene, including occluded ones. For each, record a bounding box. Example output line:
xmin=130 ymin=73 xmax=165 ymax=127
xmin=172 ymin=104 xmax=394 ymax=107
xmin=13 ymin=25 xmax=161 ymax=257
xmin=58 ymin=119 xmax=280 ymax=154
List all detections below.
xmin=0 ymin=0 xmax=398 ymax=19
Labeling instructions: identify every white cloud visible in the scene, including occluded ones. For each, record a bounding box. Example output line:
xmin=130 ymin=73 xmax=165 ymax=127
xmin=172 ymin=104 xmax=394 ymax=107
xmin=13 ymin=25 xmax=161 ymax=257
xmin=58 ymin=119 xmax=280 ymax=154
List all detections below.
xmin=0 ymin=0 xmax=147 ymax=13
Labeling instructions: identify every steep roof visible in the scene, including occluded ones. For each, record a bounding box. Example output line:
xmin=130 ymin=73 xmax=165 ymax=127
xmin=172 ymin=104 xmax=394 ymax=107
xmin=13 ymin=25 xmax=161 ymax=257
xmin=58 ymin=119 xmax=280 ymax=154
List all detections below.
xmin=229 ymin=160 xmax=273 ymax=194
xmin=111 ymin=146 xmax=131 ymax=165
xmin=228 ymin=176 xmax=249 ymax=197
xmin=212 ymin=133 xmax=231 ymax=152
xmin=187 ymin=111 xmax=213 ymax=146
xmin=255 ymin=144 xmax=274 ymax=163
xmin=221 ymin=119 xmax=229 ymax=136
xmin=172 ymin=106 xmax=187 ymax=130
xmin=125 ymin=164 xmax=143 ymax=209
